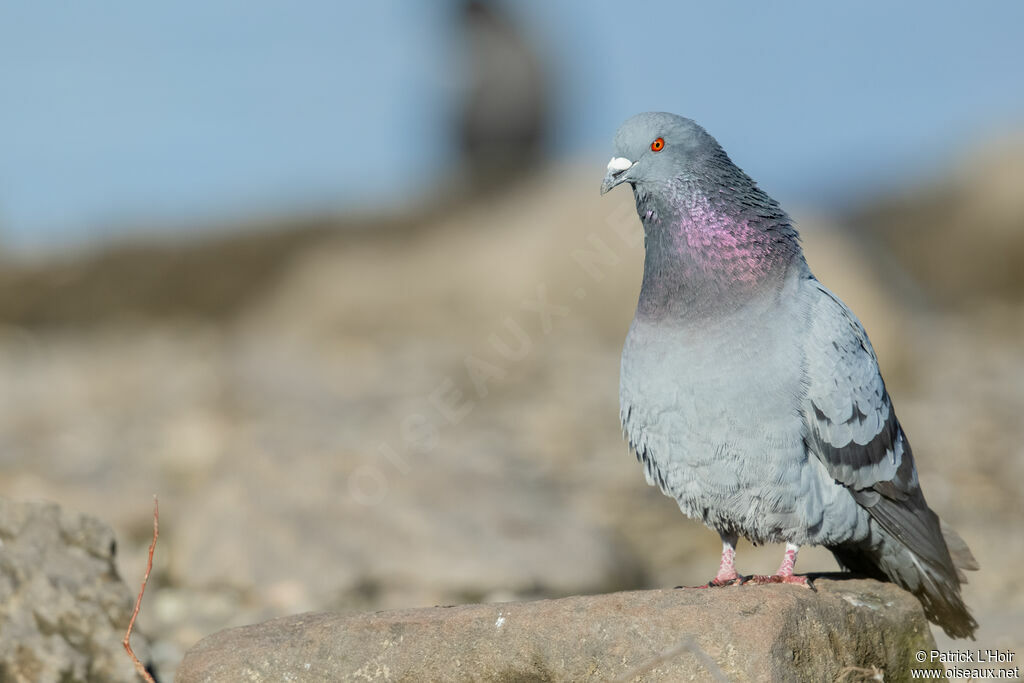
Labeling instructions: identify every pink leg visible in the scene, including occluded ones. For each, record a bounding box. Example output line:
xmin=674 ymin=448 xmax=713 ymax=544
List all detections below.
xmin=777 ymin=544 xmax=798 ymax=576
xmin=747 ymin=543 xmax=812 ymax=588
xmin=688 ymin=533 xmax=744 ymax=588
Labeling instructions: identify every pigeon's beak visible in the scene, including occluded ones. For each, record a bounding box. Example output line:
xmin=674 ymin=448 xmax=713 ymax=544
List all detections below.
xmin=600 ymin=156 xmax=634 ymax=195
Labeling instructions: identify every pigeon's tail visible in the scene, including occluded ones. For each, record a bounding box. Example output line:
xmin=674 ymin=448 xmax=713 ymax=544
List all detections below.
xmin=829 ymin=517 xmax=978 ymax=639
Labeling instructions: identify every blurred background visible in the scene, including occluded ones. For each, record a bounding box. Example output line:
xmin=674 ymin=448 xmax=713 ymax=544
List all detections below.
xmin=1 ymin=1 xmax=1022 ymax=678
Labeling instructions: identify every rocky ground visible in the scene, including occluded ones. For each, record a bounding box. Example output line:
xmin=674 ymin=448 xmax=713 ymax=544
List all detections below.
xmin=177 ymin=580 xmax=939 ymax=682
xmin=0 ymin=144 xmax=1021 ymax=679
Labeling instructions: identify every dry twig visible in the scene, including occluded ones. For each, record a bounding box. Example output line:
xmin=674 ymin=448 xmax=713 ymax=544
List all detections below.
xmin=123 ymin=495 xmax=158 ymax=683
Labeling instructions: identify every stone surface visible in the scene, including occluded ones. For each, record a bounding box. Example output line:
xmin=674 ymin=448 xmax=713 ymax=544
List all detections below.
xmin=177 ymin=579 xmax=938 ymax=682
xmin=0 ymin=497 xmax=152 ymax=683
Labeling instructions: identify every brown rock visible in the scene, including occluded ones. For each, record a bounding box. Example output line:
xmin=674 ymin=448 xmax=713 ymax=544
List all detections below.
xmin=177 ymin=579 xmax=938 ymax=682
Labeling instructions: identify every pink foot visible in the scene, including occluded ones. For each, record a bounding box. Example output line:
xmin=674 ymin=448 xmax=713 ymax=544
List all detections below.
xmin=687 ymin=535 xmax=744 ymax=588
xmin=742 ymin=543 xmax=815 ymax=589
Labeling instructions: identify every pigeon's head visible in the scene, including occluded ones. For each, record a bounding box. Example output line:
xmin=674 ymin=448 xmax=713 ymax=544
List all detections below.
xmin=600 ymin=112 xmax=718 ymax=195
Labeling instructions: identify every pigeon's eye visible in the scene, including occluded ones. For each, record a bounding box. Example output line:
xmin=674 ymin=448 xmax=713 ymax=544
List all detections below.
xmin=650 ymin=137 xmax=665 ymax=152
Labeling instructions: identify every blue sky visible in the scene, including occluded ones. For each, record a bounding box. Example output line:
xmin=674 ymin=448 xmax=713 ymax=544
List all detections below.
xmin=1 ymin=1 xmax=1022 ymax=249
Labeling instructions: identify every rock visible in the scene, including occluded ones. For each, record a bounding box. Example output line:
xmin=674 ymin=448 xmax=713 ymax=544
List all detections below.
xmin=0 ymin=497 xmax=152 ymax=683
xmin=455 ymin=0 xmax=550 ymax=192
xmin=177 ymin=579 xmax=938 ymax=682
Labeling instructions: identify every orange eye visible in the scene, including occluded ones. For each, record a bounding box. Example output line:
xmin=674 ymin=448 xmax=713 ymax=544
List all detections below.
xmin=650 ymin=137 xmax=665 ymax=152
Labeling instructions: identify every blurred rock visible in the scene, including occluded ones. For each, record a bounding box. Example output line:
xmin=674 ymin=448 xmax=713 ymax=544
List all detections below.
xmin=176 ymin=579 xmax=938 ymax=682
xmin=851 ymin=133 xmax=1024 ymax=305
xmin=455 ymin=0 xmax=549 ymax=192
xmin=0 ymin=497 xmax=152 ymax=683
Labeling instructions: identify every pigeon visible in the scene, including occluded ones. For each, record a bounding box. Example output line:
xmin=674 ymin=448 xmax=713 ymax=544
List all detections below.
xmin=601 ymin=112 xmax=978 ymax=639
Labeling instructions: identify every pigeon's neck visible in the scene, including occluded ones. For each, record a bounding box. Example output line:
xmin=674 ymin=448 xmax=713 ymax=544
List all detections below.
xmin=634 ymin=179 xmax=803 ymax=321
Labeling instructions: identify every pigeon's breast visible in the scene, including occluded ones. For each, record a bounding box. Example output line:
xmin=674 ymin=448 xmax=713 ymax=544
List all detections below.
xmin=619 ymin=288 xmax=853 ymax=544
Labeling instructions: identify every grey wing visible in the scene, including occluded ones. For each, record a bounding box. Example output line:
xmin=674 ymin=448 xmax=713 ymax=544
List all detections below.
xmin=802 ymin=281 xmax=951 ymax=572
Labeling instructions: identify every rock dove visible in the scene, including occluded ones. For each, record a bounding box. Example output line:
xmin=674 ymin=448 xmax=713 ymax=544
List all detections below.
xmin=601 ymin=112 xmax=978 ymax=638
